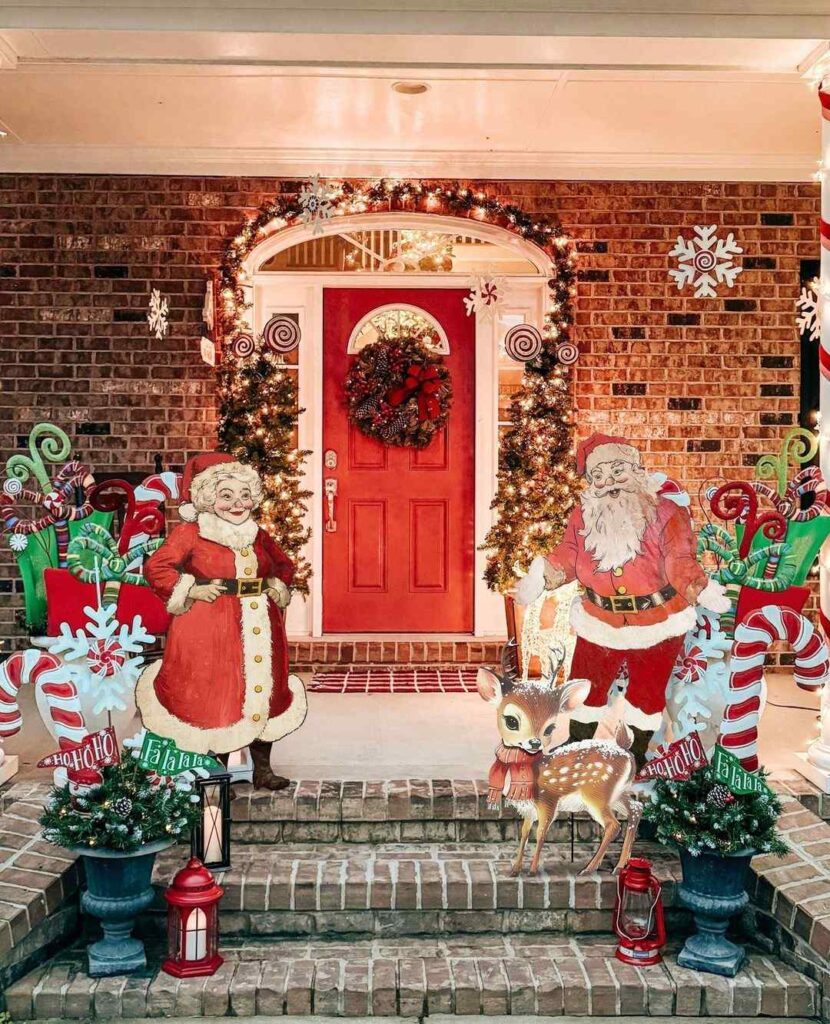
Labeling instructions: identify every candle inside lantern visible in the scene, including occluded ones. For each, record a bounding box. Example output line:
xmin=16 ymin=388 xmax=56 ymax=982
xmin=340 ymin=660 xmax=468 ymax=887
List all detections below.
xmin=184 ymin=908 xmax=207 ymax=961
xmin=203 ymin=804 xmax=224 ymax=865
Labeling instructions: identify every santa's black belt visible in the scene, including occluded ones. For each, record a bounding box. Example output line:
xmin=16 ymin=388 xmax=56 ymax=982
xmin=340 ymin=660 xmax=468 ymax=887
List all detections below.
xmin=194 ymin=577 xmax=265 ymax=597
xmin=584 ymin=584 xmax=677 ymax=614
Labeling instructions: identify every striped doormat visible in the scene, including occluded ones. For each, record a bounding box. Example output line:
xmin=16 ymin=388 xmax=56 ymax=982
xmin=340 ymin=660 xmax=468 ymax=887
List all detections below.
xmin=308 ymin=667 xmax=480 ymax=694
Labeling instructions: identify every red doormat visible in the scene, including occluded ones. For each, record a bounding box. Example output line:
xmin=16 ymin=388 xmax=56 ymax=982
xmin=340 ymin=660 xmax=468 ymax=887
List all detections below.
xmin=308 ymin=667 xmax=480 ymax=693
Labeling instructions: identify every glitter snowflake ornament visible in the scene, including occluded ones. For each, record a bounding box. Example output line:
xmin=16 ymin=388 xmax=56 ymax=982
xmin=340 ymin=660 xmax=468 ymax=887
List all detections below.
xmin=668 ymin=225 xmax=743 ymax=299
xmin=464 ymin=274 xmax=507 ymax=321
xmin=299 ymin=174 xmax=334 ymax=236
xmin=147 ymin=288 xmax=170 ymax=341
xmin=45 ymin=604 xmax=154 ymax=715
xmin=796 ymin=285 xmax=820 ymax=342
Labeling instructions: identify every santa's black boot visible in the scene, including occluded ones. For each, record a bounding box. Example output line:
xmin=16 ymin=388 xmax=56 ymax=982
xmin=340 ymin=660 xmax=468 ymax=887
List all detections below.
xmin=250 ymin=740 xmax=290 ymax=791
xmin=568 ymin=721 xmax=598 ymax=744
xmin=629 ymin=728 xmax=654 ymax=773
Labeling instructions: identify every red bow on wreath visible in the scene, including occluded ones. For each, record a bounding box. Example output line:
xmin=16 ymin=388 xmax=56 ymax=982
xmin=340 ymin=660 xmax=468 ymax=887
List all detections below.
xmin=388 ymin=364 xmax=442 ymax=421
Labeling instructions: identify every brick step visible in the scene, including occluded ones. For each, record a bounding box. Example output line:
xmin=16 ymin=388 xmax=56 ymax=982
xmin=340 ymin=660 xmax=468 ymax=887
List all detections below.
xmin=287 ymin=638 xmax=505 ymax=669
xmin=6 ymin=935 xmax=818 ymax=1019
xmin=148 ymin=841 xmax=684 ymax=939
xmin=231 ymin=779 xmax=613 ymax=844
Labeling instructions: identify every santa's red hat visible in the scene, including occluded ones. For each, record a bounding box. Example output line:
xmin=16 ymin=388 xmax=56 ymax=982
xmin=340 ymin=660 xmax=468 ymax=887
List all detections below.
xmin=178 ymin=451 xmax=239 ymax=522
xmin=576 ymin=433 xmax=641 ymax=477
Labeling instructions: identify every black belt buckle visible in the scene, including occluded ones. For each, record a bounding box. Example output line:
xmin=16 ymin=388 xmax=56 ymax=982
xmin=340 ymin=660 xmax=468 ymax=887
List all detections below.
xmin=239 ymin=578 xmax=263 ymax=597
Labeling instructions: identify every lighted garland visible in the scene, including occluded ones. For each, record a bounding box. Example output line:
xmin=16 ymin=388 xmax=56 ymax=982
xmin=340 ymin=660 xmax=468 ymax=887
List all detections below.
xmin=217 ymin=179 xmax=576 ymax=369
xmin=217 ymin=178 xmax=579 ymax=592
xmin=344 ymin=337 xmax=452 ymax=448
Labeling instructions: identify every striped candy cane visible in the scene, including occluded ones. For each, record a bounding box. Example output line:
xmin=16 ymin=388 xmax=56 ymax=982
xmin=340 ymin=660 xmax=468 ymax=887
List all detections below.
xmin=720 ymin=606 xmax=830 ymax=771
xmin=132 ymin=472 xmax=182 ymax=548
xmin=0 ymin=650 xmax=65 ymax=738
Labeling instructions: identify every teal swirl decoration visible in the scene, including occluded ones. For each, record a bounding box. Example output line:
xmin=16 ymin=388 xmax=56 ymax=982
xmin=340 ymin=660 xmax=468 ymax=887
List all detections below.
xmin=66 ymin=522 xmax=162 ymax=586
xmin=697 ymin=523 xmax=796 ymax=592
xmin=6 ymin=423 xmax=72 ymax=492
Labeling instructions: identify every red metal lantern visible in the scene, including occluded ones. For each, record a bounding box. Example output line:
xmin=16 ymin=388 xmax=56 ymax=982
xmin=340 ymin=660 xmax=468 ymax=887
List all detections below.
xmin=162 ymin=857 xmax=224 ymax=978
xmin=613 ymin=857 xmax=666 ymax=966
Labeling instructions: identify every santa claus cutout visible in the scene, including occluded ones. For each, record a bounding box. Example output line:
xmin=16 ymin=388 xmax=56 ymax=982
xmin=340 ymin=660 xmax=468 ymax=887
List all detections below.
xmin=135 ymin=452 xmax=307 ymax=790
xmin=514 ymin=434 xmax=729 ymax=769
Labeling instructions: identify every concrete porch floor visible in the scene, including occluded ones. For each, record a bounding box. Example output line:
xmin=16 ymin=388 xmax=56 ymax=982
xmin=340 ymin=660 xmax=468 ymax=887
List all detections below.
xmin=1 ymin=672 xmax=821 ymax=782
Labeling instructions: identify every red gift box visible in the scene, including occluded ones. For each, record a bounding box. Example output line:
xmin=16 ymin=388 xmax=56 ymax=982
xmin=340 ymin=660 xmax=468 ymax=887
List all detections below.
xmin=44 ymin=568 xmax=171 ymax=637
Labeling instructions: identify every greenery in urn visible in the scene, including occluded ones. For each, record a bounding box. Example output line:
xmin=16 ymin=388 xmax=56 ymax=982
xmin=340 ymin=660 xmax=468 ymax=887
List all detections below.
xmin=642 ymin=764 xmax=787 ymax=857
xmin=40 ymin=754 xmax=200 ymax=852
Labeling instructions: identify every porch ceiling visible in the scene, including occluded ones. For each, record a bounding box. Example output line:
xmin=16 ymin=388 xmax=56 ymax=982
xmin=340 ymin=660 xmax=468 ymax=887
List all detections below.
xmin=0 ymin=10 xmax=827 ymax=179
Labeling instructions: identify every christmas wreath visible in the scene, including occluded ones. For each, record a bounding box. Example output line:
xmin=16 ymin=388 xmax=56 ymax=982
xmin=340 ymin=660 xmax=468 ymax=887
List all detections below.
xmin=344 ymin=337 xmax=452 ymax=448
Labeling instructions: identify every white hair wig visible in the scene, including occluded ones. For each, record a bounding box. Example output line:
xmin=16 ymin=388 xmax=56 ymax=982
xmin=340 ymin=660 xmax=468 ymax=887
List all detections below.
xmin=180 ymin=462 xmax=263 ymax=522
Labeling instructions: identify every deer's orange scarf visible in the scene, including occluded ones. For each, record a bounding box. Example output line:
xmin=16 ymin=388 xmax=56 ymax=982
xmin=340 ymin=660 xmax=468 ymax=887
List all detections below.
xmin=487 ymin=743 xmax=540 ymax=805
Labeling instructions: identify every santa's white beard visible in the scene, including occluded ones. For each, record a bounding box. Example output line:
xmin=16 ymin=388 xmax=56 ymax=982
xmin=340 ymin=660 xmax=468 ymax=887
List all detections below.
xmin=580 ymin=484 xmax=659 ymax=572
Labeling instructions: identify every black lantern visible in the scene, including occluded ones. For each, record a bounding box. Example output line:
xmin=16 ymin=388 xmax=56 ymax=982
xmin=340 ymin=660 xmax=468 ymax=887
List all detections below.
xmin=191 ymin=773 xmax=231 ymax=870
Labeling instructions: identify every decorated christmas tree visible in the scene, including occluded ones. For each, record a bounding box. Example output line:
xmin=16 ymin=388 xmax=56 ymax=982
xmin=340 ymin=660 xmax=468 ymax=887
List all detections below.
xmin=217 ymin=351 xmax=312 ymax=594
xmin=482 ymin=359 xmax=579 ymax=592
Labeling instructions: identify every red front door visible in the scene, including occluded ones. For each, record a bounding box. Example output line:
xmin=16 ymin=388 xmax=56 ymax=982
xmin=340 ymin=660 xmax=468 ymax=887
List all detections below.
xmin=322 ymin=288 xmax=474 ymax=633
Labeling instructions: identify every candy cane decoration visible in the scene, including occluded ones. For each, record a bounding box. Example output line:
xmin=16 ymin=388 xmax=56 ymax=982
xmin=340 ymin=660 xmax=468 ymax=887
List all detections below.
xmin=133 ymin=472 xmax=182 ymax=546
xmin=89 ymin=479 xmax=165 ymax=555
xmin=720 ymin=606 xmax=830 ymax=771
xmin=0 ymin=650 xmax=80 ymax=740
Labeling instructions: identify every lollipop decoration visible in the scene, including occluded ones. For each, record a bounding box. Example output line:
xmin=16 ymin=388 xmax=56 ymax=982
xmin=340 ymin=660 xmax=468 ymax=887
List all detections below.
xmin=753 ymin=466 xmax=828 ymax=522
xmin=504 ymin=324 xmax=543 ymax=363
xmin=90 ymin=479 xmax=165 ymax=554
xmin=229 ymin=332 xmax=256 ymax=360
xmin=262 ymin=314 xmax=301 ymax=355
xmin=754 ymin=426 xmax=818 ymax=498
xmin=709 ymin=481 xmax=787 ymax=559
xmin=555 ymin=341 xmax=579 ymax=365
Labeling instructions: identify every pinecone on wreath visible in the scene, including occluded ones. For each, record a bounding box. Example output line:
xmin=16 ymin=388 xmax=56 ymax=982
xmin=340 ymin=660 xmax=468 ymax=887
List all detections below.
xmin=374 ymin=347 xmax=389 ymax=377
xmin=112 ymin=796 xmax=133 ymax=818
xmin=356 ymin=396 xmax=379 ymax=419
xmin=379 ymin=412 xmax=408 ymax=441
xmin=707 ymin=784 xmax=734 ymax=809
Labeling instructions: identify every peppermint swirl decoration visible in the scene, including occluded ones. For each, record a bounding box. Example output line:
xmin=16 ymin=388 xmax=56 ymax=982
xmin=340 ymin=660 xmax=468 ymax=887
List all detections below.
xmin=2 ymin=478 xmax=22 ymax=497
xmin=555 ymin=341 xmax=579 ymax=365
xmin=231 ymin=332 xmax=256 ymax=359
xmin=262 ymin=314 xmax=301 ymax=354
xmin=504 ymin=324 xmax=543 ymax=362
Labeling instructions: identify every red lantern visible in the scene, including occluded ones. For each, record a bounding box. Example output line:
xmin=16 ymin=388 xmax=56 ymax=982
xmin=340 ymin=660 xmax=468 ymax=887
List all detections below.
xmin=613 ymin=857 xmax=666 ymax=966
xmin=161 ymin=857 xmax=224 ymax=978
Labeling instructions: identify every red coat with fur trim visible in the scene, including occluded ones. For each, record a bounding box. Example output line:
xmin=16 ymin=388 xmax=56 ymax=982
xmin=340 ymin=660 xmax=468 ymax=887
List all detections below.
xmin=135 ymin=513 xmax=306 ymax=754
xmin=546 ymin=496 xmax=708 ymax=648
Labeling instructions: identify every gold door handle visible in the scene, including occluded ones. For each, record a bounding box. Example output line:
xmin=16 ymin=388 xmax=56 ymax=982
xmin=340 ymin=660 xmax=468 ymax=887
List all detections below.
xmin=324 ymin=478 xmax=338 ymax=533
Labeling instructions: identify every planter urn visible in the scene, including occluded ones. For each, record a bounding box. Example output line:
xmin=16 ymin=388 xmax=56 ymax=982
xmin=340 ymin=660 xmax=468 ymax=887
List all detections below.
xmin=73 ymin=838 xmax=173 ymax=976
xmin=676 ymin=847 xmax=754 ymax=977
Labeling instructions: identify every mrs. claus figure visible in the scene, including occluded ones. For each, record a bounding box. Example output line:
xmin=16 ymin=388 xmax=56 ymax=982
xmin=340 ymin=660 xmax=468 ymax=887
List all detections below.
xmin=135 ymin=452 xmax=307 ymax=790
xmin=515 ymin=433 xmax=729 ymax=770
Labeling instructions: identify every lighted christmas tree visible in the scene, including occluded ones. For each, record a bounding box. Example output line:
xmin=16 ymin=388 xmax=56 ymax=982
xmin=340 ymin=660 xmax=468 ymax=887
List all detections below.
xmin=482 ymin=358 xmax=580 ymax=593
xmin=217 ymin=351 xmax=312 ymax=594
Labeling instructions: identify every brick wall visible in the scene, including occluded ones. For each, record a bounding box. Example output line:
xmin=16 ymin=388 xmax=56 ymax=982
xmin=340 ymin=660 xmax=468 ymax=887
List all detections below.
xmin=0 ymin=176 xmax=819 ymax=650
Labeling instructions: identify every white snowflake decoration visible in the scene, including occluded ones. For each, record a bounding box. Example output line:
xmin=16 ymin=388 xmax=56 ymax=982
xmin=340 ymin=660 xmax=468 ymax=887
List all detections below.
xmin=796 ymin=285 xmax=820 ymax=342
xmin=147 ymin=288 xmax=170 ymax=341
xmin=668 ymin=225 xmax=743 ymax=299
xmin=8 ymin=533 xmax=27 ymax=553
xmin=45 ymin=604 xmax=154 ymax=715
xmin=464 ymin=274 xmax=507 ymax=321
xmin=299 ymin=175 xmax=334 ymax=236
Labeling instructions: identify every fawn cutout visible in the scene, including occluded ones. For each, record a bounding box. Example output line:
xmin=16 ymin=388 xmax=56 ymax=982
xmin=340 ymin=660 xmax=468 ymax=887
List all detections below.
xmin=478 ymin=642 xmax=642 ymax=876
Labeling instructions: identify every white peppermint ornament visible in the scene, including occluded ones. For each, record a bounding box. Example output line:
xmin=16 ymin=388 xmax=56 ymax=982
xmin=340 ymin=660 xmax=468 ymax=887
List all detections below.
xmin=668 ymin=225 xmax=743 ymax=299
xmin=298 ymin=174 xmax=334 ymax=236
xmin=464 ymin=274 xmax=506 ymax=321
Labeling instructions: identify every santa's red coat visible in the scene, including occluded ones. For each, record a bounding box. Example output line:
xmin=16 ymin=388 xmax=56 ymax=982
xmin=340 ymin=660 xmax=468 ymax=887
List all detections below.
xmin=135 ymin=513 xmax=306 ymax=754
xmin=546 ymin=496 xmax=708 ymax=650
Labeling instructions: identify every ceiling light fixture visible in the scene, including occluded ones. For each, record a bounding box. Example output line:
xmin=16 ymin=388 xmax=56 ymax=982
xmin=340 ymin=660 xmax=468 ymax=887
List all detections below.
xmin=392 ymin=82 xmax=429 ymax=95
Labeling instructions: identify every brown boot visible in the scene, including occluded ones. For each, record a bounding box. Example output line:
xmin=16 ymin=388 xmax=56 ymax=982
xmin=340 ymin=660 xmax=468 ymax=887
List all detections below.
xmin=250 ymin=740 xmax=290 ymax=791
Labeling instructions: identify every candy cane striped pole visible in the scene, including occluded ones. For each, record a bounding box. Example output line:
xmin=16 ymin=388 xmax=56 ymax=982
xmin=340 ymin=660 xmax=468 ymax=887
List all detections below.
xmin=720 ymin=606 xmax=830 ymax=771
xmin=0 ymin=650 xmax=63 ymax=739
